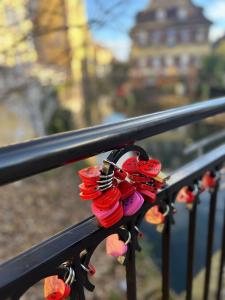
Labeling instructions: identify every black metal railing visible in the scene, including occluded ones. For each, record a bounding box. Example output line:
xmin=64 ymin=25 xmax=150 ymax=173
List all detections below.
xmin=0 ymin=97 xmax=225 ymax=300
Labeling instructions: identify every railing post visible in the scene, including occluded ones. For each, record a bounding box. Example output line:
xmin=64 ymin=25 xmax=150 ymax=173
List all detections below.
xmin=126 ymin=222 xmax=137 ymax=300
xmin=203 ymin=183 xmax=219 ymax=300
xmin=162 ymin=201 xmax=171 ymax=300
xmin=216 ymin=202 xmax=225 ymax=300
xmin=186 ymin=198 xmax=198 ymax=300
xmin=72 ymin=256 xmax=86 ymax=300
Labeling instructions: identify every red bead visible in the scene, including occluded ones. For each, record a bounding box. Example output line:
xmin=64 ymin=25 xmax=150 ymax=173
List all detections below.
xmin=138 ymin=231 xmax=144 ymax=238
xmin=88 ymin=263 xmax=96 ymax=276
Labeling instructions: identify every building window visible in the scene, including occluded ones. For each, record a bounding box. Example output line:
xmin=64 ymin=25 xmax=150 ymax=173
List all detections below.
xmin=138 ymin=57 xmax=147 ymax=68
xmin=180 ymin=54 xmax=190 ymax=69
xmin=165 ymin=56 xmax=174 ymax=67
xmin=167 ymin=29 xmax=176 ymax=47
xmin=181 ymin=29 xmax=190 ymax=43
xmin=156 ymin=9 xmax=166 ymax=21
xmin=152 ymin=30 xmax=161 ymax=45
xmin=152 ymin=57 xmax=161 ymax=69
xmin=178 ymin=8 xmax=188 ymax=20
xmin=167 ymin=7 xmax=177 ymax=19
xmin=196 ymin=29 xmax=206 ymax=43
xmin=137 ymin=31 xmax=148 ymax=46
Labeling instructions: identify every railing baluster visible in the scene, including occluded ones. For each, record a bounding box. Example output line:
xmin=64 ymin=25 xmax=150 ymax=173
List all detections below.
xmin=186 ymin=199 xmax=198 ymax=300
xmin=216 ymin=201 xmax=225 ymax=300
xmin=73 ymin=259 xmax=86 ymax=300
xmin=71 ymin=282 xmax=85 ymax=300
xmin=11 ymin=296 xmax=20 ymax=300
xmin=162 ymin=206 xmax=171 ymax=300
xmin=203 ymin=184 xmax=219 ymax=300
xmin=126 ymin=222 xmax=137 ymax=300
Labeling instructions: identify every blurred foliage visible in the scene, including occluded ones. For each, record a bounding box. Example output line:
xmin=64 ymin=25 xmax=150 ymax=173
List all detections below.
xmin=47 ymin=107 xmax=74 ymax=134
xmin=111 ymin=61 xmax=130 ymax=88
xmin=198 ymin=54 xmax=225 ymax=99
xmin=92 ymin=61 xmax=130 ymax=96
xmin=190 ymin=122 xmax=221 ymax=141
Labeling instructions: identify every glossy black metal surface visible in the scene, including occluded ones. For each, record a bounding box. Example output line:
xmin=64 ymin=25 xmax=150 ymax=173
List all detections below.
xmin=162 ymin=216 xmax=171 ymax=300
xmin=203 ymin=184 xmax=220 ymax=300
xmin=0 ymin=144 xmax=224 ymax=299
xmin=186 ymin=199 xmax=198 ymax=300
xmin=0 ymin=97 xmax=225 ymax=185
xmin=216 ymin=203 xmax=225 ymax=300
xmin=126 ymin=221 xmax=137 ymax=300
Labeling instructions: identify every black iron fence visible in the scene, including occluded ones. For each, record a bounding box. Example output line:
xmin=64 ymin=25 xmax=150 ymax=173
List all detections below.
xmin=0 ymin=98 xmax=225 ymax=300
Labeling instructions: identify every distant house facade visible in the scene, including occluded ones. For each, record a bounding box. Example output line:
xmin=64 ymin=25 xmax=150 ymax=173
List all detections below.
xmin=130 ymin=0 xmax=211 ymax=90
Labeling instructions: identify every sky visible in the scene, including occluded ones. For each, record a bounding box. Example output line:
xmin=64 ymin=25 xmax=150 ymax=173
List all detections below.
xmin=86 ymin=0 xmax=225 ymax=61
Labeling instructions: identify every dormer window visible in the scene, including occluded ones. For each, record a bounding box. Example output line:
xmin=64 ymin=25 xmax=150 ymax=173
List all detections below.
xmin=180 ymin=53 xmax=190 ymax=69
xmin=152 ymin=57 xmax=161 ymax=69
xmin=156 ymin=9 xmax=166 ymax=21
xmin=165 ymin=56 xmax=174 ymax=67
xmin=178 ymin=8 xmax=187 ymax=20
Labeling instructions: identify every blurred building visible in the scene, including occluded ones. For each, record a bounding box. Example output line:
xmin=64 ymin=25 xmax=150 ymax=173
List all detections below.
xmin=130 ymin=0 xmax=211 ymax=94
xmin=0 ymin=65 xmax=58 ymax=146
xmin=94 ymin=43 xmax=113 ymax=78
xmin=0 ymin=0 xmax=59 ymax=145
xmin=0 ymin=0 xmax=113 ymax=145
xmin=31 ymin=0 xmax=113 ymax=126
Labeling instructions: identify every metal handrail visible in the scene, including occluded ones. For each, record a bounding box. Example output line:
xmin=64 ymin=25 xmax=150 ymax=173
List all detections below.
xmin=0 ymin=97 xmax=225 ymax=185
xmin=0 ymin=144 xmax=224 ymax=299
